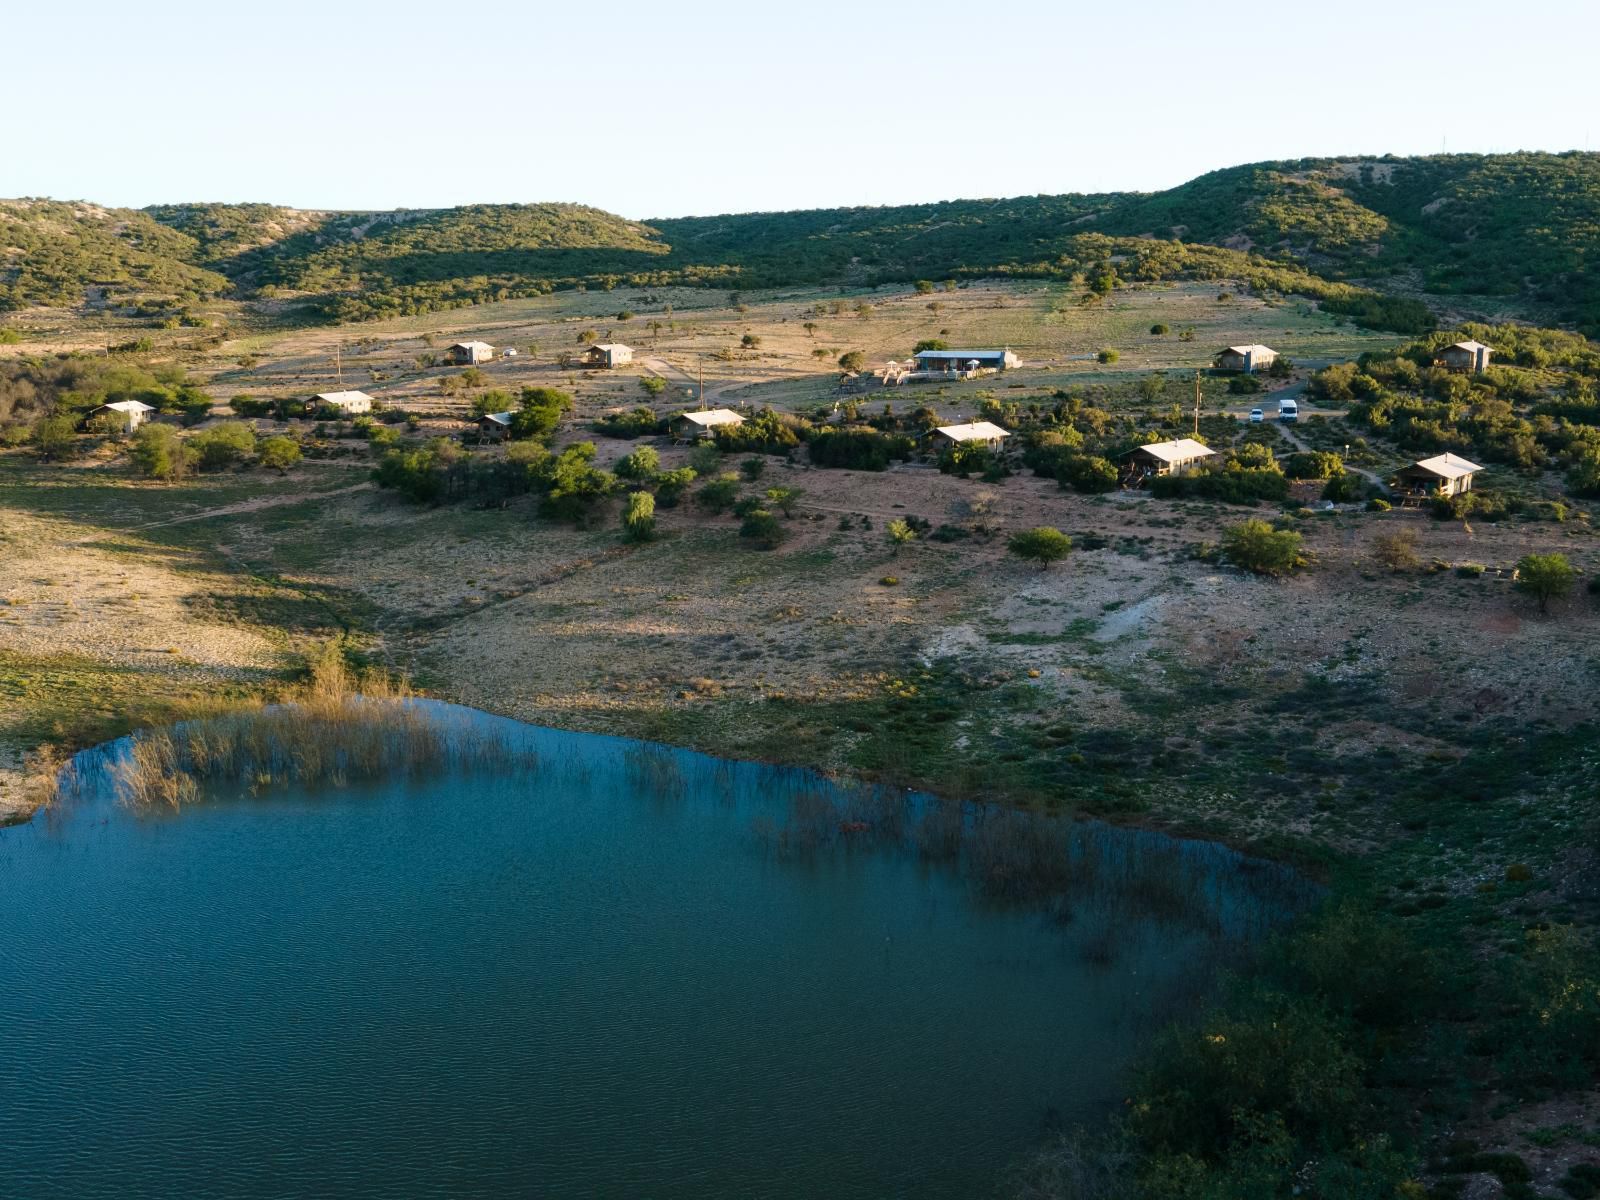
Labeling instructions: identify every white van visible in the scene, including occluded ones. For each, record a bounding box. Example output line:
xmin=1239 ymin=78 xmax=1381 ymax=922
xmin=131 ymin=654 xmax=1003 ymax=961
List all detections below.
xmin=1278 ymin=398 xmax=1299 ymax=422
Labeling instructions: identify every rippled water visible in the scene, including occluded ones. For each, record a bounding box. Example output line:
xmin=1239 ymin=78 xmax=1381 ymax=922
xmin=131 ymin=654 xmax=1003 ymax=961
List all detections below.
xmin=0 ymin=708 xmax=1307 ymax=1198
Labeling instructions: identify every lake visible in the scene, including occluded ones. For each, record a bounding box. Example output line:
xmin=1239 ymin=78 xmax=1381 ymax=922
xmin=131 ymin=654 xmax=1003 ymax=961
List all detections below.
xmin=0 ymin=705 xmax=1307 ymax=1198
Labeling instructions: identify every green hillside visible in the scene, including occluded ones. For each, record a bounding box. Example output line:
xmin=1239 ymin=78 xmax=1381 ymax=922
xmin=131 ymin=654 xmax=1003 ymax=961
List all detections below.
xmin=4 ymin=152 xmax=1598 ymax=333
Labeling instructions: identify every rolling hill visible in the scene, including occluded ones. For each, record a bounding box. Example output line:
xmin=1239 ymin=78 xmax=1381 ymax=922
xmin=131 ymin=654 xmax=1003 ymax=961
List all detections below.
xmin=2 ymin=152 xmax=1597 ymax=334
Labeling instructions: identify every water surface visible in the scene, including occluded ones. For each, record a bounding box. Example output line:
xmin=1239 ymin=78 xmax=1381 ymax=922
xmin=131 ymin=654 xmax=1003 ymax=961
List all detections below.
xmin=0 ymin=709 xmax=1304 ymax=1198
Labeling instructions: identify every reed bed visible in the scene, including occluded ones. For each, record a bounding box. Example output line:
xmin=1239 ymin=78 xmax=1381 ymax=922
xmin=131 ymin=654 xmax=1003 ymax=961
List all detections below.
xmin=110 ymin=654 xmax=532 ymax=809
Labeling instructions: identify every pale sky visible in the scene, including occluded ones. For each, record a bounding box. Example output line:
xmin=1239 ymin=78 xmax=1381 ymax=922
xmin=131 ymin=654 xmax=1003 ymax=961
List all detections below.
xmin=8 ymin=0 xmax=1595 ymax=218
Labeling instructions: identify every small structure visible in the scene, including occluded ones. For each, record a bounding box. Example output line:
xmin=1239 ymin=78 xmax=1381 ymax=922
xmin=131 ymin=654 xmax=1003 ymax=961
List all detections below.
xmin=312 ymin=390 xmax=374 ymax=415
xmin=672 ymin=408 xmax=745 ymax=441
xmin=933 ymin=421 xmax=1011 ymax=450
xmin=584 ymin=343 xmax=633 ymax=368
xmin=1215 ymin=344 xmax=1278 ymax=373
xmin=475 ymin=411 xmax=514 ymax=441
xmin=445 ymin=341 xmax=495 ymax=366
xmin=1437 ymin=340 xmax=1493 ymax=374
xmin=86 ymin=399 xmax=155 ymax=432
xmin=1122 ymin=438 xmax=1216 ymax=486
xmin=912 ymin=348 xmax=1020 ymax=376
xmin=1396 ymin=452 xmax=1482 ymax=499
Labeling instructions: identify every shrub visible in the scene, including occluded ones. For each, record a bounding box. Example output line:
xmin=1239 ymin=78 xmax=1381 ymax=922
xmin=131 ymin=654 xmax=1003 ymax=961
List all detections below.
xmin=1222 ymin=519 xmax=1304 ymax=575
xmin=638 ymin=375 xmax=667 ymax=398
xmin=1515 ymin=553 xmax=1577 ymax=612
xmin=188 ymin=420 xmax=257 ymax=470
xmin=1365 ymin=497 xmax=1391 ymax=512
xmin=615 ymin=445 xmax=660 ymax=481
xmin=739 ymin=508 xmax=784 ymax=549
xmin=538 ymin=442 xmax=617 ymax=523
xmin=1228 ymin=374 xmax=1263 ymax=394
xmin=1372 ymin=529 xmax=1420 ymax=571
xmin=764 ymin=485 xmax=802 ymax=516
xmin=1455 ymin=562 xmax=1486 ymax=577
xmin=838 ymin=350 xmax=866 ymax=373
xmin=887 ymin=518 xmax=917 ymax=552
xmin=509 ymin=386 xmax=574 ymax=442
xmin=808 ymin=428 xmax=911 ymax=471
xmin=1007 ymin=527 xmax=1073 ymax=568
xmin=1284 ymin=451 xmax=1344 ymax=480
xmin=696 ymin=473 xmax=740 ymax=513
xmin=739 ymin=456 xmax=766 ymax=481
xmin=913 ymin=338 xmax=949 ymax=353
xmin=879 ymin=576 xmax=900 ymax=586
xmin=31 ymin=414 xmax=78 ymax=461
xmin=1096 ymin=348 xmax=1119 ymax=364
xmin=1321 ymin=473 xmax=1366 ymax=503
xmin=1062 ymin=455 xmax=1118 ymax=494
xmin=654 ymin=467 xmax=697 ymax=508
xmin=1150 ymin=324 xmax=1169 ymax=335
xmin=130 ymin=423 xmax=199 ymax=482
xmin=258 ymin=436 xmax=302 ymax=474
xmin=596 ymin=406 xmax=662 ymax=438
xmin=622 ymin=491 xmax=656 ymax=542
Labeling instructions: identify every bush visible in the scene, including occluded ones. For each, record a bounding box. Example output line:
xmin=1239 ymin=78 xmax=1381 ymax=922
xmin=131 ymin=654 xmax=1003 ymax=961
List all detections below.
xmin=1284 ymin=451 xmax=1344 ymax=480
xmin=1007 ymin=527 xmax=1073 ymax=568
xmin=1455 ymin=561 xmax=1485 ymax=577
xmin=130 ymin=423 xmax=198 ymax=482
xmin=509 ymin=386 xmax=574 ymax=442
xmin=1515 ymin=552 xmax=1578 ymax=612
xmin=764 ymin=485 xmax=802 ymax=516
xmin=653 ymin=466 xmax=697 ymax=508
xmin=739 ymin=456 xmax=766 ymax=481
xmin=622 ymin=491 xmax=656 ymax=542
xmin=1152 ymin=466 xmax=1290 ymax=504
xmin=1371 ymin=529 xmax=1420 ymax=571
xmin=596 ymin=406 xmax=662 ymax=438
xmin=31 ymin=414 xmax=78 ymax=461
xmin=1150 ymin=324 xmax=1169 ymax=335
xmin=1096 ymin=348 xmax=1119 ymax=364
xmin=1228 ymin=374 xmax=1263 ymax=394
xmin=1062 ymin=455 xmax=1119 ymax=494
xmin=189 ymin=420 xmax=257 ymax=470
xmin=1365 ymin=497 xmax=1391 ymax=512
xmin=538 ymin=442 xmax=617 ymax=523
xmin=638 ymin=375 xmax=667 ymax=398
xmin=1222 ymin=519 xmax=1304 ymax=575
xmin=258 ymin=436 xmax=302 ymax=474
xmin=1321 ymin=473 xmax=1366 ymax=503
xmin=913 ymin=338 xmax=949 ymax=353
xmin=838 ymin=350 xmax=866 ymax=373
xmin=808 ymin=428 xmax=911 ymax=471
xmin=615 ymin=445 xmax=659 ymax=481
xmin=739 ymin=508 xmax=784 ymax=549
xmin=696 ymin=473 xmax=741 ymax=513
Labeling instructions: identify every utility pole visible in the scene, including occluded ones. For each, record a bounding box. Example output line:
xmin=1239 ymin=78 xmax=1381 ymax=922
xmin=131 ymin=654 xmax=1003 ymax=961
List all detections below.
xmin=698 ymin=355 xmax=705 ymax=407
xmin=335 ymin=341 xmax=344 ymax=387
xmin=1193 ymin=371 xmax=1202 ymax=438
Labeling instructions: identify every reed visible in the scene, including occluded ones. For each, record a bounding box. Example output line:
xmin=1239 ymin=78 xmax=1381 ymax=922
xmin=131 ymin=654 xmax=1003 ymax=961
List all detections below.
xmin=110 ymin=652 xmax=531 ymax=809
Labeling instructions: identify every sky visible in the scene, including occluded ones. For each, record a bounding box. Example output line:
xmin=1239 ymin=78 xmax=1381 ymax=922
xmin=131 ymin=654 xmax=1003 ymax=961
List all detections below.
xmin=8 ymin=0 xmax=1597 ymax=218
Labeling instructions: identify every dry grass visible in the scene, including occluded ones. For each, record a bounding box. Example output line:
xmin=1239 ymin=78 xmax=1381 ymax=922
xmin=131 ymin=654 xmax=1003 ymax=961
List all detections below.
xmin=110 ymin=650 xmax=530 ymax=809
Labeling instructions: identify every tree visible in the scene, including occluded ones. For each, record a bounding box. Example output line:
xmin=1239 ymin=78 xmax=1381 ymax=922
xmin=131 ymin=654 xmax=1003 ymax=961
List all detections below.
xmin=258 ymin=436 xmax=302 ymax=474
xmin=1062 ymin=455 xmax=1118 ymax=494
xmin=1222 ymin=519 xmax=1304 ymax=576
xmin=887 ymin=518 xmax=917 ymax=553
xmin=31 ymin=414 xmax=78 ymax=461
xmin=1284 ymin=451 xmax=1344 ymax=480
xmin=616 ymin=445 xmax=660 ymax=481
xmin=914 ymin=280 xmax=934 ymax=295
xmin=130 ymin=423 xmax=198 ymax=482
xmin=539 ymin=442 xmax=616 ymax=523
xmin=764 ymin=485 xmax=802 ymax=516
xmin=622 ymin=491 xmax=656 ymax=542
xmin=639 ymin=375 xmax=667 ymax=397
xmin=510 ymin=386 xmax=574 ymax=442
xmin=1007 ymin=527 xmax=1073 ymax=568
xmin=740 ymin=333 xmax=761 ymax=349
xmin=914 ymin=339 xmax=950 ymax=354
xmin=1138 ymin=375 xmax=1165 ymax=402
xmin=189 ymin=420 xmax=257 ymax=470
xmin=838 ymin=350 xmax=866 ymax=373
xmin=1515 ymin=553 xmax=1577 ymax=613
xmin=802 ymin=322 xmax=817 ymax=338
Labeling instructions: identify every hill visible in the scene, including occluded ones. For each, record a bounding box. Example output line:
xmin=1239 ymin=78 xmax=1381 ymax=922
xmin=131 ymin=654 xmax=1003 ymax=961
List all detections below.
xmin=2 ymin=152 xmax=1598 ymax=333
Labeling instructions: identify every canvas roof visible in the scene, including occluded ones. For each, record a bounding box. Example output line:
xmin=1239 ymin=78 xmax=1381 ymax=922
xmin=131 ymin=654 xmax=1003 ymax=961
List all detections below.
xmin=1447 ymin=340 xmax=1492 ymax=353
xmin=1408 ymin=452 xmax=1483 ymax=481
xmin=1133 ymin=438 xmax=1216 ymax=464
xmin=935 ymin=421 xmax=1011 ymax=442
xmin=1223 ymin=344 xmax=1275 ymax=356
xmin=313 ymin=390 xmax=374 ymax=405
xmin=480 ymin=411 xmax=514 ymax=426
xmin=915 ymin=349 xmax=1010 ymax=360
xmin=449 ymin=340 xmax=494 ymax=351
xmin=591 ymin=343 xmax=632 ymax=352
xmin=97 ymin=400 xmax=156 ymax=413
xmin=678 ymin=408 xmax=744 ymax=427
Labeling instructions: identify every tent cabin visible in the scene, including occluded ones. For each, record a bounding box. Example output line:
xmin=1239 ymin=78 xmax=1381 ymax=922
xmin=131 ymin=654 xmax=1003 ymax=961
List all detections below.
xmin=445 ymin=341 xmax=495 ymax=366
xmin=475 ymin=411 xmax=514 ymax=441
xmin=584 ymin=343 xmax=633 ymax=368
xmin=1396 ymin=452 xmax=1483 ymax=498
xmin=672 ymin=408 xmax=745 ymax=441
xmin=1437 ymin=340 xmax=1493 ymax=374
xmin=312 ymin=390 xmax=374 ymax=415
xmin=1122 ymin=438 xmax=1216 ymax=485
xmin=1215 ymin=344 xmax=1278 ymax=373
xmin=86 ymin=399 xmax=155 ymax=432
xmin=932 ymin=421 xmax=1011 ymax=450
xmin=912 ymin=348 xmax=1020 ymax=375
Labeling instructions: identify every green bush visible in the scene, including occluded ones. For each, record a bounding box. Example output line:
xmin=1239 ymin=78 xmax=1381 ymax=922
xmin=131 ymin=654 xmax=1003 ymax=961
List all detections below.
xmin=1321 ymin=473 xmax=1367 ymax=503
xmin=130 ymin=423 xmax=199 ymax=482
xmin=1515 ymin=552 xmax=1578 ymax=612
xmin=595 ymin=406 xmax=663 ymax=438
xmin=1284 ymin=450 xmax=1344 ymax=480
xmin=654 ymin=466 xmax=697 ymax=508
xmin=1365 ymin=497 xmax=1391 ymax=512
xmin=1455 ymin=562 xmax=1486 ymax=577
xmin=615 ymin=445 xmax=659 ymax=481
xmin=808 ymin=428 xmax=911 ymax=470
xmin=739 ymin=508 xmax=784 ymax=549
xmin=258 ymin=436 xmax=301 ymax=473
xmin=1007 ymin=527 xmax=1073 ymax=568
xmin=189 ymin=420 xmax=257 ymax=470
xmin=696 ymin=473 xmax=741 ymax=513
xmin=1097 ymin=347 xmax=1119 ymax=364
xmin=1062 ymin=455 xmax=1119 ymax=494
xmin=1222 ymin=519 xmax=1304 ymax=575
xmin=622 ymin=491 xmax=656 ymax=542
